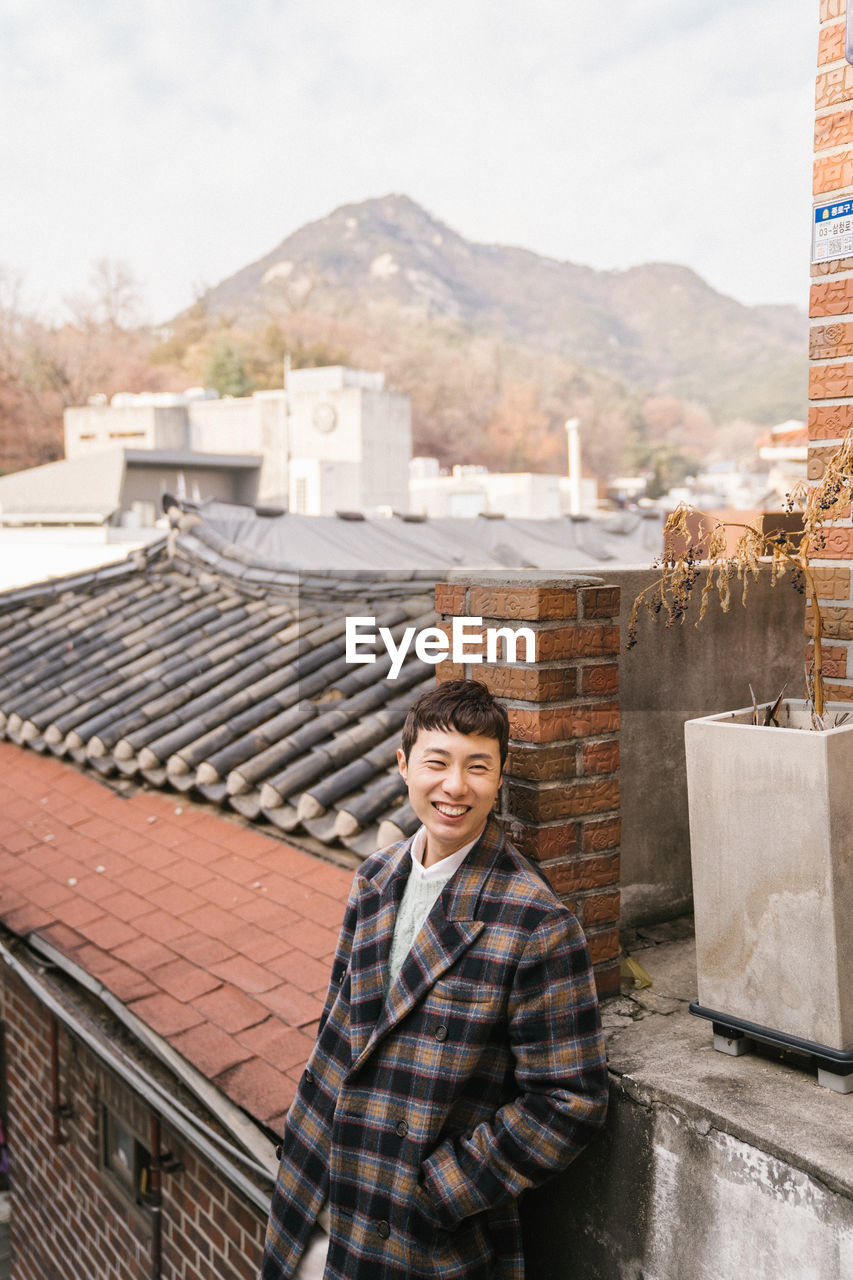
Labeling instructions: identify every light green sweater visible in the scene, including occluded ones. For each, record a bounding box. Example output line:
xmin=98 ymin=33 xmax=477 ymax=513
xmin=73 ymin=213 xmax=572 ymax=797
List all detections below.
xmin=385 ymin=825 xmax=482 ymax=992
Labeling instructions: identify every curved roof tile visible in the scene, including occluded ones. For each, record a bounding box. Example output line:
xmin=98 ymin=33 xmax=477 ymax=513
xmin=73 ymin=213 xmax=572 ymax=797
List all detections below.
xmin=0 ymin=512 xmax=436 ymax=860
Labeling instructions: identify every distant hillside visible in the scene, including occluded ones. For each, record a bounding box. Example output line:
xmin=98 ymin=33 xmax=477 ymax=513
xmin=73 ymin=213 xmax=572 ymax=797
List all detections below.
xmin=199 ymin=194 xmax=807 ymax=428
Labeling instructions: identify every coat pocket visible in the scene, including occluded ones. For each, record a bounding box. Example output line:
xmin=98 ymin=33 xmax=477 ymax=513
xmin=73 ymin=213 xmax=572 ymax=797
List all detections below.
xmin=430 ymin=977 xmax=499 ymax=1003
xmin=409 ymin=1188 xmax=496 ymax=1280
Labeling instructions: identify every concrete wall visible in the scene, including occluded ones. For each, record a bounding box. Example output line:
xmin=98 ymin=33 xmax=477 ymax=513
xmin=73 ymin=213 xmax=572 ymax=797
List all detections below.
xmin=288 ymin=384 xmax=363 ymax=463
xmin=359 ymin=387 xmax=411 ymax=512
xmin=188 ymin=398 xmax=262 ymax=454
xmin=65 ymin=405 xmax=188 ymax=456
xmin=256 ymin=395 xmax=289 ymax=503
xmin=612 ymin=567 xmax=804 ymax=926
xmin=522 ymin=1086 xmax=853 ymax=1279
xmin=288 ymin=457 xmax=363 ymax=515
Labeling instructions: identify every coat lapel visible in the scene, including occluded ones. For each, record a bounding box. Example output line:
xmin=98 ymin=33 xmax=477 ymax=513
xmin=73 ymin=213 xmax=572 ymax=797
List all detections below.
xmin=346 ymin=839 xmax=411 ymax=1066
xmin=348 ymin=816 xmax=506 ymax=1074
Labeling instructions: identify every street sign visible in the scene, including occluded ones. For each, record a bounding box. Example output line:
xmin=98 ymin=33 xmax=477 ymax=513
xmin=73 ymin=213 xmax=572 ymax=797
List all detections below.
xmin=813 ymin=200 xmax=853 ymax=264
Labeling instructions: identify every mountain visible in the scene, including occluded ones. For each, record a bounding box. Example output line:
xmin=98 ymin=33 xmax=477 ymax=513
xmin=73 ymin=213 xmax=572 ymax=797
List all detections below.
xmin=199 ymin=194 xmax=807 ymax=427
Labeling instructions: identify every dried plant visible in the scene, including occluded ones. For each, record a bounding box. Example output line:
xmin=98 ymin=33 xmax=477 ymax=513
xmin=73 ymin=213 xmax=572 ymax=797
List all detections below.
xmin=627 ymin=431 xmax=853 ymax=723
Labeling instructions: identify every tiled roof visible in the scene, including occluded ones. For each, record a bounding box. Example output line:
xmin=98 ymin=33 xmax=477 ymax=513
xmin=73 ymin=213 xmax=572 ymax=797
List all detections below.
xmin=194 ymin=500 xmax=664 ymax=572
xmin=0 ymin=741 xmax=351 ymax=1129
xmin=0 ymin=510 xmax=435 ymax=859
xmin=756 ymin=421 xmax=809 ymax=450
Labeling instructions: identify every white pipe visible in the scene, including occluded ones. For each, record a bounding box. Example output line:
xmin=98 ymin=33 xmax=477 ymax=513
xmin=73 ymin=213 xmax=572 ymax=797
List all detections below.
xmin=565 ymin=417 xmax=582 ymax=515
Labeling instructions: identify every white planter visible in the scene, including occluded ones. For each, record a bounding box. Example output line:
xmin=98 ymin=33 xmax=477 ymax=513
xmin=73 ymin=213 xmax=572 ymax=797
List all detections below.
xmin=685 ymin=700 xmax=853 ymax=1063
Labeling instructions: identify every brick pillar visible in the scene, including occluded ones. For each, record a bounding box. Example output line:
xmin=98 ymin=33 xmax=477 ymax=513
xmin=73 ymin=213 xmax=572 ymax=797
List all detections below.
xmin=810 ymin=0 xmax=853 ymax=696
xmin=434 ymin=571 xmax=621 ymax=998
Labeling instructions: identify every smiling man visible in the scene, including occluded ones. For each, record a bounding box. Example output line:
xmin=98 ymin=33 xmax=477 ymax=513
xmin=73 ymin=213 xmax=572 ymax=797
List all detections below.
xmin=261 ymin=679 xmax=608 ymax=1280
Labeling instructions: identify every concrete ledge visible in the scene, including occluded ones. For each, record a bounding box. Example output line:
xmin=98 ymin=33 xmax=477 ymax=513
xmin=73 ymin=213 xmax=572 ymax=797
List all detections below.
xmin=522 ymin=922 xmax=853 ymax=1278
xmin=445 ymin=570 xmax=604 ymax=587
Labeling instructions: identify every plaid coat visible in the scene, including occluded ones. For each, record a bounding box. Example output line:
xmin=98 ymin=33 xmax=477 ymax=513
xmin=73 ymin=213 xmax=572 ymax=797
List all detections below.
xmin=260 ymin=815 xmax=608 ymax=1280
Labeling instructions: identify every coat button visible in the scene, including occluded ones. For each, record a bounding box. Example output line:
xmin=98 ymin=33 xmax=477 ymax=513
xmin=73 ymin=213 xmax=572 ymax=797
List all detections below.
xmin=434 ymin=1024 xmax=448 ymax=1042
xmin=304 ymin=1067 xmax=314 ymax=1083
xmin=377 ymin=1220 xmax=391 ymax=1239
xmin=395 ymin=1119 xmax=409 ymax=1137
xmin=275 ymin=1143 xmax=282 ymax=1161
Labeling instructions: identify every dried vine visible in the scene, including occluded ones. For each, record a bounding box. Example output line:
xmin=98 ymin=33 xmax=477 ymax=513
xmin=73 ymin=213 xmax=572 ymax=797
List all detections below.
xmin=627 ymin=431 xmax=853 ymax=724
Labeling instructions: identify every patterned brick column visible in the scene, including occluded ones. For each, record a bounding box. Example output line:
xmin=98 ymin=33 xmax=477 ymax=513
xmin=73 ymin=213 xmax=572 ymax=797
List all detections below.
xmin=810 ymin=0 xmax=853 ymax=696
xmin=434 ymin=571 xmax=621 ymax=998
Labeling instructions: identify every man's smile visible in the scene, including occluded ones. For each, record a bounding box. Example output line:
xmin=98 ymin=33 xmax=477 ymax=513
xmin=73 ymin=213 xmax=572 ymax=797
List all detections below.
xmin=397 ymin=728 xmax=503 ymax=865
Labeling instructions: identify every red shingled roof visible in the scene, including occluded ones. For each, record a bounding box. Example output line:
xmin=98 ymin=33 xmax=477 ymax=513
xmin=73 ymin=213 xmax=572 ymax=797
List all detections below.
xmin=0 ymin=740 xmax=353 ymax=1129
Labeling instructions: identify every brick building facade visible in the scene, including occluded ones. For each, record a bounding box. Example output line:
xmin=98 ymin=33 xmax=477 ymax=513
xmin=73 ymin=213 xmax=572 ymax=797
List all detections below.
xmin=3 ymin=972 xmax=267 ymax=1280
xmin=810 ymin=0 xmax=853 ymax=695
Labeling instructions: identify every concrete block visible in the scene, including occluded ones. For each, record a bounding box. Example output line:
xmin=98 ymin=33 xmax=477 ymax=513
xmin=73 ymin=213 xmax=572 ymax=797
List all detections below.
xmin=817 ymin=1067 xmax=853 ymax=1094
xmin=686 ymin=700 xmax=853 ymax=1052
xmin=713 ymin=1032 xmax=753 ymax=1057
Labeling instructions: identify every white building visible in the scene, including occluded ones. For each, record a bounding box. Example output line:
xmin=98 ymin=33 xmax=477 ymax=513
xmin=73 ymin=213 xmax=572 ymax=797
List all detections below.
xmin=409 ymin=460 xmax=598 ymax=519
xmin=757 ymin=420 xmax=808 ymax=504
xmin=64 ymin=367 xmax=412 ymax=516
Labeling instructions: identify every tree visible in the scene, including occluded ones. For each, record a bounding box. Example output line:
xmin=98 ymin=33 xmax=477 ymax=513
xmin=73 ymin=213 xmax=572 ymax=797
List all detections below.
xmin=0 ymin=260 xmax=185 ymax=474
xmin=64 ymin=258 xmax=144 ymax=332
xmin=201 ymin=335 xmax=253 ymax=398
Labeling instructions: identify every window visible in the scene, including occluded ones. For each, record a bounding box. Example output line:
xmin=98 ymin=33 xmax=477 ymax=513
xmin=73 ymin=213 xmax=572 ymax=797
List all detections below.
xmin=101 ymin=1104 xmax=151 ymax=1210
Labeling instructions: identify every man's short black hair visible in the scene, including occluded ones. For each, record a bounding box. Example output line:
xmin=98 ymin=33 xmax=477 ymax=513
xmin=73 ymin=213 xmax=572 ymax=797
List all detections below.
xmin=400 ymin=679 xmax=509 ymax=767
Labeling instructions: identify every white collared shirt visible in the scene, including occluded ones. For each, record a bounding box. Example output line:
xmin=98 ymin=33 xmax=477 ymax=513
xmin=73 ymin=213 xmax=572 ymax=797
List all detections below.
xmin=409 ymin=824 xmax=480 ymax=881
xmin=385 ymin=824 xmax=484 ymax=991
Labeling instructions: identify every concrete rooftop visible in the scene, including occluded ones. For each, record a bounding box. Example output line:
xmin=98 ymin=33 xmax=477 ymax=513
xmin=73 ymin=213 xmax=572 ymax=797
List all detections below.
xmin=607 ymin=922 xmax=853 ymax=1198
xmin=521 ymin=921 xmax=853 ymax=1278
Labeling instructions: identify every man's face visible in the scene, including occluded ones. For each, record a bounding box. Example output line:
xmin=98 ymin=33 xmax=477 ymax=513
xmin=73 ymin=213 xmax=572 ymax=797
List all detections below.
xmin=397 ymin=727 xmax=502 ymax=865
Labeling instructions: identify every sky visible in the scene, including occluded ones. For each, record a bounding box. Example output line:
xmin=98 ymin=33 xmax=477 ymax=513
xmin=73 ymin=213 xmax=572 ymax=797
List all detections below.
xmin=2 ymin=0 xmax=818 ymax=326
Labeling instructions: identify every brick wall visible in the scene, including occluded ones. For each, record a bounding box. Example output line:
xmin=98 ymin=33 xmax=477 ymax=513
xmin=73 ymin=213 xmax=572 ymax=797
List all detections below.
xmin=811 ymin=0 xmax=853 ymax=697
xmin=435 ymin=573 xmax=621 ymax=998
xmin=1 ymin=971 xmax=267 ymax=1280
